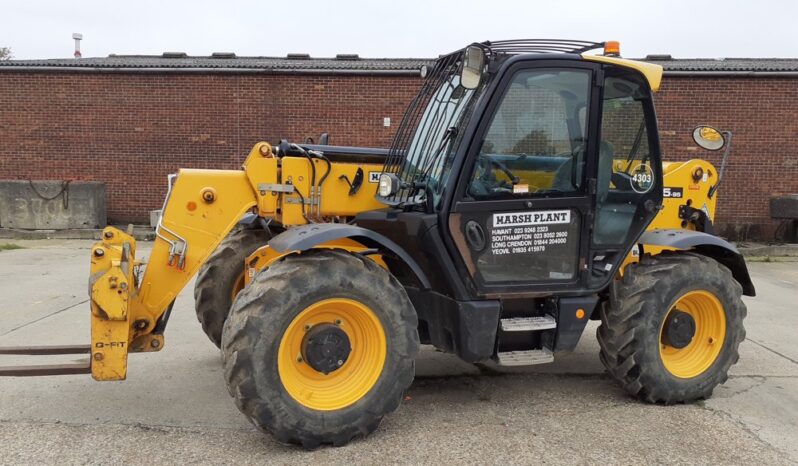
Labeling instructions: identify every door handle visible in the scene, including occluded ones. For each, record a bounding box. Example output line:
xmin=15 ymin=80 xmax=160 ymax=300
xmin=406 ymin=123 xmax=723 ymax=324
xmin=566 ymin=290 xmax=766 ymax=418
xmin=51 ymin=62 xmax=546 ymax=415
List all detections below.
xmin=465 ymin=220 xmax=486 ymax=251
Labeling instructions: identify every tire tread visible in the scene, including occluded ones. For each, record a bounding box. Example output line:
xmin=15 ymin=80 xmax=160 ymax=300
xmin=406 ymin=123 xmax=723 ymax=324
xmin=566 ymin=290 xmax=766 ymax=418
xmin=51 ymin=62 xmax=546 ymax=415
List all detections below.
xmin=194 ymin=227 xmax=271 ymax=347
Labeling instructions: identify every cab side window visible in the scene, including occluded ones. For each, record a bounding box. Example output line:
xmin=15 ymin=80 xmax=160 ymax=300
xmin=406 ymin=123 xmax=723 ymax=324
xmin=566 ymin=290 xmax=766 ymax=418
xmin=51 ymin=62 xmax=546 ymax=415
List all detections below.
xmin=594 ymin=70 xmax=656 ymax=245
xmin=468 ymin=69 xmax=591 ymax=199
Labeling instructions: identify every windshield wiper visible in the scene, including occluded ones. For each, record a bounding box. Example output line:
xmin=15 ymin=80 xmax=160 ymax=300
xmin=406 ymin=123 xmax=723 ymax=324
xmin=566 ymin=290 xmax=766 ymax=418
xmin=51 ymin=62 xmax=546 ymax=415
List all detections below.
xmin=398 ymin=126 xmax=459 ymax=208
xmin=415 ymin=126 xmax=458 ymax=188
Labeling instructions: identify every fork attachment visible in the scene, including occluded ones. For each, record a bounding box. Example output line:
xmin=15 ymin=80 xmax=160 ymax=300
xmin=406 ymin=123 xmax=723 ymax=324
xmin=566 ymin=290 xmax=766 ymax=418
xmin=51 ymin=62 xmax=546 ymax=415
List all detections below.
xmin=0 ymin=345 xmax=92 ymax=376
xmin=0 ymin=226 xmax=139 ymax=380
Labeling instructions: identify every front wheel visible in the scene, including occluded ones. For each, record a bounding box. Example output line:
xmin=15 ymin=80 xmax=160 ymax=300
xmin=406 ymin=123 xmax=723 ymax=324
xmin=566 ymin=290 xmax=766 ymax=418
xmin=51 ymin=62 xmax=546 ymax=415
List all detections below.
xmin=194 ymin=227 xmax=271 ymax=348
xmin=221 ymin=249 xmax=419 ymax=448
xmin=597 ymin=252 xmax=746 ymax=403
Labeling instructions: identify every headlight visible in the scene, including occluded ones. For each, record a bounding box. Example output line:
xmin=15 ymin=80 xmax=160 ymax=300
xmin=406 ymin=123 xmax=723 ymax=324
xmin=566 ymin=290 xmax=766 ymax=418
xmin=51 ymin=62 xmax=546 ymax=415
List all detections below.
xmin=378 ymin=173 xmax=399 ymax=197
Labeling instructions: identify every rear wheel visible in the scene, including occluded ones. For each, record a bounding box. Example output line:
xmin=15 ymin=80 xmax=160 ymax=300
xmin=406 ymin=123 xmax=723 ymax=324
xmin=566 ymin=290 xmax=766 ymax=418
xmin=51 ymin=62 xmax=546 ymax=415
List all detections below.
xmin=221 ymin=249 xmax=418 ymax=448
xmin=194 ymin=227 xmax=271 ymax=348
xmin=597 ymin=252 xmax=746 ymax=403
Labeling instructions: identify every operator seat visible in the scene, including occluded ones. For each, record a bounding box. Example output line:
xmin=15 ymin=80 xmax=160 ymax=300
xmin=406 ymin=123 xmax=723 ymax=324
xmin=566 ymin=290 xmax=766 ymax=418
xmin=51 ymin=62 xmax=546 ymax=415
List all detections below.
xmin=552 ymin=141 xmax=636 ymax=244
xmin=594 ymin=142 xmax=636 ymax=245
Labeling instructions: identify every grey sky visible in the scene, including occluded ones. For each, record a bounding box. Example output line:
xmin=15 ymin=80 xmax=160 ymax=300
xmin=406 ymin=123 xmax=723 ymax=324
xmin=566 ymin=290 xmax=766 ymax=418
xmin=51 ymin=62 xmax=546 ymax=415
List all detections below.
xmin=2 ymin=0 xmax=796 ymax=60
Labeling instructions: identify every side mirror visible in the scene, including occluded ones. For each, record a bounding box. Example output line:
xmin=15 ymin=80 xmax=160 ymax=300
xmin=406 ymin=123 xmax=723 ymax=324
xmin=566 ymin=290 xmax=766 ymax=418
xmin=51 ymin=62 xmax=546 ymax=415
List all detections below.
xmin=692 ymin=126 xmax=725 ymax=151
xmin=460 ymin=45 xmax=485 ymax=90
xmin=691 ymin=126 xmax=733 ymax=199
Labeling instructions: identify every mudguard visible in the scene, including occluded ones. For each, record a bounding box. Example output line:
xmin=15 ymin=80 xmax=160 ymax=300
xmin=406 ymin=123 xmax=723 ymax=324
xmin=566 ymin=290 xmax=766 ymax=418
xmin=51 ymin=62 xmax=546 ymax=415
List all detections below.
xmin=639 ymin=229 xmax=756 ymax=296
xmin=269 ymin=223 xmax=432 ymax=289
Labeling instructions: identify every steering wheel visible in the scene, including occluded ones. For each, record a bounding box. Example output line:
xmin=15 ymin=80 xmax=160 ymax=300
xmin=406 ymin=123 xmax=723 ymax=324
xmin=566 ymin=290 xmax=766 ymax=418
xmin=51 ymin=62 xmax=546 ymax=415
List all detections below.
xmin=470 ymin=157 xmax=517 ymax=194
xmin=485 ymin=157 xmax=543 ymax=194
xmin=487 ymin=158 xmax=520 ymax=186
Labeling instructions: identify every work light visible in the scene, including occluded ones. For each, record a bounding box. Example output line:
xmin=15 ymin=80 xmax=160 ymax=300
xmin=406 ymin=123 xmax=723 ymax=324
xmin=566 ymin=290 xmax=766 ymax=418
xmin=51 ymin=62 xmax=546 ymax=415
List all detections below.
xmin=378 ymin=173 xmax=400 ymax=197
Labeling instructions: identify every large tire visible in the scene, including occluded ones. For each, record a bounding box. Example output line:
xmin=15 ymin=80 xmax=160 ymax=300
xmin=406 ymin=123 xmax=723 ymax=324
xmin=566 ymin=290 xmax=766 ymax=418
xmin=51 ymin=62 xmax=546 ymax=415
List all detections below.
xmin=194 ymin=227 xmax=271 ymax=348
xmin=597 ymin=251 xmax=746 ymax=403
xmin=221 ymin=249 xmax=419 ymax=448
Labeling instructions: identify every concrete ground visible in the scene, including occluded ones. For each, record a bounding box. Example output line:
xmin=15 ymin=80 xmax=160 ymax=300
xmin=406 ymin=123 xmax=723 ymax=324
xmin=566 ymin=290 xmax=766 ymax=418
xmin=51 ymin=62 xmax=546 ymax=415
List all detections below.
xmin=0 ymin=240 xmax=796 ymax=465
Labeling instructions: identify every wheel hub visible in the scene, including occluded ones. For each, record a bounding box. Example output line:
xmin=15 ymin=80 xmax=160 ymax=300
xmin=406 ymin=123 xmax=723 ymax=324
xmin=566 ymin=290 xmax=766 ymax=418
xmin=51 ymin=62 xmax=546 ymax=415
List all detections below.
xmin=661 ymin=310 xmax=696 ymax=349
xmin=301 ymin=323 xmax=351 ymax=374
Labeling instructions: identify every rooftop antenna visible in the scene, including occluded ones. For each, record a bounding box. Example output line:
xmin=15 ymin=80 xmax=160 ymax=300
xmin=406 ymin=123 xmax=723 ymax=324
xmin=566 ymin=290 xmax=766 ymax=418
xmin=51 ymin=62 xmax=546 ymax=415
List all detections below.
xmin=72 ymin=33 xmax=83 ymax=58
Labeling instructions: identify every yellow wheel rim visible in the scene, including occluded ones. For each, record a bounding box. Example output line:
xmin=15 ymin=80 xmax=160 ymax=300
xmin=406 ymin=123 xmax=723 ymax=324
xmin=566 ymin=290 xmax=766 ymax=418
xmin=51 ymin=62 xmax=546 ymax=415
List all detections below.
xmin=277 ymin=298 xmax=387 ymax=411
xmin=659 ymin=290 xmax=726 ymax=379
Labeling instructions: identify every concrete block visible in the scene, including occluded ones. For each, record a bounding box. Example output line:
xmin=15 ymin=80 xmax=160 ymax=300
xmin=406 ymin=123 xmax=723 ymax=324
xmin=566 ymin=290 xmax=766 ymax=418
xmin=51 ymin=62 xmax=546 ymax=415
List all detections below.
xmin=0 ymin=180 xmax=106 ymax=229
xmin=770 ymin=194 xmax=798 ymax=220
xmin=150 ymin=210 xmax=162 ymax=228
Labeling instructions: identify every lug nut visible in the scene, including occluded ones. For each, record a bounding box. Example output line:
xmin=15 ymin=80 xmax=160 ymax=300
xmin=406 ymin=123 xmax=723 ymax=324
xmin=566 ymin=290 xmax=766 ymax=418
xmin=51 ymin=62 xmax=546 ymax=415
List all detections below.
xmin=303 ymin=324 xmax=312 ymax=331
xmin=334 ymin=319 xmax=342 ymax=326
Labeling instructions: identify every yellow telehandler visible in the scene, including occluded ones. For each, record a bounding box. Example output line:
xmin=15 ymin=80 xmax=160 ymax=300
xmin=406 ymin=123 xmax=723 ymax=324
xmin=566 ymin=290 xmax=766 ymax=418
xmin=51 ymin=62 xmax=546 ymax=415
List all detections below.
xmin=0 ymin=40 xmax=754 ymax=448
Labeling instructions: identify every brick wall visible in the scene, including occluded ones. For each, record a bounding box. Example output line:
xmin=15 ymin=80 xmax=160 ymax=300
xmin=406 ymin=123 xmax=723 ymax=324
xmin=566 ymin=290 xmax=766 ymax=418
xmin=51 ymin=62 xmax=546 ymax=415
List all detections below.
xmin=0 ymin=72 xmax=419 ymax=223
xmin=0 ymin=71 xmax=795 ymax=239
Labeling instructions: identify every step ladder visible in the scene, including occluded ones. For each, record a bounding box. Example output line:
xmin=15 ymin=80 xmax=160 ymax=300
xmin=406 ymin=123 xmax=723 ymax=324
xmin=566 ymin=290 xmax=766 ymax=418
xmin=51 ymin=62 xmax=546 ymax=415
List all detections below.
xmin=500 ymin=315 xmax=556 ymax=332
xmin=494 ymin=315 xmax=556 ymax=367
xmin=496 ymin=348 xmax=554 ymax=366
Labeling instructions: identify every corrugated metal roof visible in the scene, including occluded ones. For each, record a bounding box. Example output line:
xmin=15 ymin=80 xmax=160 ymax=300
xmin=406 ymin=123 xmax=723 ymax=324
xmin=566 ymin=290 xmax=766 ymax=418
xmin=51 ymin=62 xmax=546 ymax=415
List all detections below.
xmin=642 ymin=56 xmax=798 ymax=72
xmin=1 ymin=54 xmax=797 ymax=74
xmin=0 ymin=55 xmax=431 ymax=73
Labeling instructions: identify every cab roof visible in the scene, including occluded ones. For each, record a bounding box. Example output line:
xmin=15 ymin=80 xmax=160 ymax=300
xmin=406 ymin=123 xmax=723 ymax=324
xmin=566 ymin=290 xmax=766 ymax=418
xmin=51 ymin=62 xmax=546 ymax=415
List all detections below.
xmin=474 ymin=39 xmax=663 ymax=92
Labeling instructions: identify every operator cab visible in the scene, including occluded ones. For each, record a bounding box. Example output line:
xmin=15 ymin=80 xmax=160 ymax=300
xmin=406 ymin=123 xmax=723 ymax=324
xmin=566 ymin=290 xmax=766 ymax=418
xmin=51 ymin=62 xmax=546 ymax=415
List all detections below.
xmin=372 ymin=40 xmax=663 ymax=298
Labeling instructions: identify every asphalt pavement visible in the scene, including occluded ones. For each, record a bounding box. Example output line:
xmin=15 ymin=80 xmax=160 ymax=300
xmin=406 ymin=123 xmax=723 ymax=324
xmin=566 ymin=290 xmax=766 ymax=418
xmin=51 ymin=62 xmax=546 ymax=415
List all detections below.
xmin=0 ymin=240 xmax=796 ymax=465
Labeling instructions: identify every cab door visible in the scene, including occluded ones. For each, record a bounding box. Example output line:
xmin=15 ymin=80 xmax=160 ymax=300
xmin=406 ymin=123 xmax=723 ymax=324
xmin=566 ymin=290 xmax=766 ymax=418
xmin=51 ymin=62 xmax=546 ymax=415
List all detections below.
xmin=587 ymin=64 xmax=663 ymax=287
xmin=448 ymin=60 xmax=601 ymax=295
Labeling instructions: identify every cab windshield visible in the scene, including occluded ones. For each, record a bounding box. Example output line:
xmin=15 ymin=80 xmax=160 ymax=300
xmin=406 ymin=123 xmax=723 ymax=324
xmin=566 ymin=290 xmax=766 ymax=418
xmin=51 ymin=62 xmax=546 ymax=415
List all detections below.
xmin=401 ymin=74 xmax=475 ymax=200
xmin=381 ymin=49 xmax=484 ymax=206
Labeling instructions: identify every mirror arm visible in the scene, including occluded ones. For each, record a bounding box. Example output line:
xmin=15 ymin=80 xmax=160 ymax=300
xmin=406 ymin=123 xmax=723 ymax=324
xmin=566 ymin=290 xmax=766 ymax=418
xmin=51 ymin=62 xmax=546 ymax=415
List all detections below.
xmin=708 ymin=131 xmax=732 ymax=199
